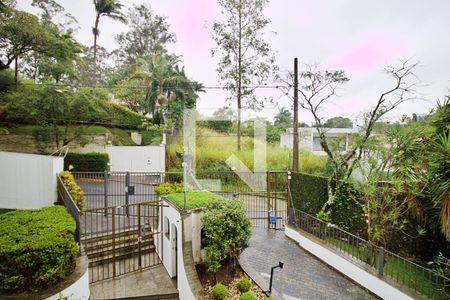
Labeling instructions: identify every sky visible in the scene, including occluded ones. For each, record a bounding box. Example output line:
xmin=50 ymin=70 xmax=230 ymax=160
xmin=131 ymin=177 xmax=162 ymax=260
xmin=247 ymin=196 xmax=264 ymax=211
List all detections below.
xmin=16 ymin=0 xmax=450 ymax=125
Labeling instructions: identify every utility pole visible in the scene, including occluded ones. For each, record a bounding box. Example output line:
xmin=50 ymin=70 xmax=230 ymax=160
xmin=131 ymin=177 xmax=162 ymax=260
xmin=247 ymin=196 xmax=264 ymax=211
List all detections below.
xmin=292 ymin=58 xmax=299 ymax=171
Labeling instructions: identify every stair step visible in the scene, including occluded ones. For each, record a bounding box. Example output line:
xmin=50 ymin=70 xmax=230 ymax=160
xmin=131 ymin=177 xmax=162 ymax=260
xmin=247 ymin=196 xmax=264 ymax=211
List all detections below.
xmin=83 ymin=226 xmax=153 ymax=244
xmin=87 ymin=240 xmax=154 ymax=259
xmin=88 ymin=246 xmax=156 ymax=267
xmin=85 ymin=235 xmax=153 ymax=252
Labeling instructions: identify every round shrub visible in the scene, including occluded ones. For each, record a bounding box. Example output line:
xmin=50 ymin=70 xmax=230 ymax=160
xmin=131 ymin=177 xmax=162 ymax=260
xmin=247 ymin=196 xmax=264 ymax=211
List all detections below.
xmin=0 ymin=206 xmax=79 ymax=294
xmin=237 ymin=278 xmax=251 ymax=292
xmin=240 ymin=291 xmax=255 ymax=300
xmin=211 ymin=283 xmax=228 ymax=300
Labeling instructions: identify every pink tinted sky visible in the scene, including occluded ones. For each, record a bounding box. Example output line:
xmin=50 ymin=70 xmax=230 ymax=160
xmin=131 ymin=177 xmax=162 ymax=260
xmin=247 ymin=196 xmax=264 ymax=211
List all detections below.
xmin=15 ymin=0 xmax=450 ymax=124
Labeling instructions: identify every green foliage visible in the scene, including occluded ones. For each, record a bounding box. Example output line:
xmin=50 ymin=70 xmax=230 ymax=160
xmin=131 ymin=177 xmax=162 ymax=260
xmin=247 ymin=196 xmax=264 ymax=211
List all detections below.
xmin=290 ymin=172 xmax=329 ymax=215
xmin=237 ymin=278 xmax=251 ymax=292
xmin=140 ymin=122 xmax=164 ymax=145
xmin=0 ymin=69 xmax=15 ymax=95
xmin=428 ymin=252 xmax=450 ymax=278
xmin=64 ymin=152 xmax=109 ymax=172
xmin=97 ymin=101 xmax=144 ymax=129
xmin=31 ymin=125 xmax=53 ymax=153
xmin=59 ymin=171 xmax=85 ymax=211
xmin=323 ymin=116 xmax=353 ymax=128
xmin=316 ymin=210 xmax=331 ymax=222
xmin=240 ymin=291 xmax=255 ymax=300
xmin=166 ymin=192 xmax=222 ymax=210
xmin=330 ymin=181 xmax=365 ymax=235
xmin=202 ymin=198 xmax=251 ymax=274
xmin=0 ymin=206 xmax=79 ymax=294
xmin=211 ymin=283 xmax=227 ymax=300
xmin=203 ymin=107 xmax=235 ymax=133
xmin=108 ymin=127 xmax=136 ymax=146
xmin=155 ymin=182 xmax=183 ymax=196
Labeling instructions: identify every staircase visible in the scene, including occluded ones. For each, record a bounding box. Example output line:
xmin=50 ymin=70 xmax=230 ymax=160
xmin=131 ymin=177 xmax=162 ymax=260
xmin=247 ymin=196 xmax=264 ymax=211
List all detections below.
xmin=84 ymin=225 xmax=156 ymax=267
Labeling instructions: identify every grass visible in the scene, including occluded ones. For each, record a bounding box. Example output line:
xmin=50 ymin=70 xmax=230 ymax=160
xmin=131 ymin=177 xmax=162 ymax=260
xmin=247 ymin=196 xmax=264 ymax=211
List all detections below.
xmin=141 ymin=130 xmax=162 ymax=146
xmin=108 ymin=128 xmax=136 ymax=146
xmin=166 ymin=191 xmax=223 ymax=210
xmin=167 ymin=127 xmax=328 ymax=174
xmin=326 ymin=237 xmax=446 ymax=299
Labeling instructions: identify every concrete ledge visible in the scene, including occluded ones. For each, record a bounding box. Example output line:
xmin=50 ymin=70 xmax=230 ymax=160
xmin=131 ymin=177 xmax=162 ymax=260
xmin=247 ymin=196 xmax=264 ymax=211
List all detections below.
xmin=1 ymin=255 xmax=89 ymax=300
xmin=285 ymin=226 xmax=413 ymax=300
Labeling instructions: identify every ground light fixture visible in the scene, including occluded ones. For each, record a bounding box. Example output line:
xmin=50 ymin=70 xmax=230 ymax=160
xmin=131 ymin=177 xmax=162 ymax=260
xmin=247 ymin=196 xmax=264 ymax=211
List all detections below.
xmin=267 ymin=261 xmax=284 ymax=295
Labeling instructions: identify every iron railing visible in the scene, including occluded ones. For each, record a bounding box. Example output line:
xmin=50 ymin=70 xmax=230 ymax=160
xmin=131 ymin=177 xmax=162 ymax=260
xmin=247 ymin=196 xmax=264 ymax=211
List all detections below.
xmin=289 ymin=208 xmax=450 ymax=300
xmin=57 ymin=175 xmax=81 ymax=245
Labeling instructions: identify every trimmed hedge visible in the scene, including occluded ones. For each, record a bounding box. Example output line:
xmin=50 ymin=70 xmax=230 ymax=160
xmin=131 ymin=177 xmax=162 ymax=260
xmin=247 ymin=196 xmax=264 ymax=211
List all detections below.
xmin=0 ymin=206 xmax=79 ymax=294
xmin=290 ymin=172 xmax=329 ymax=215
xmin=64 ymin=152 xmax=109 ymax=172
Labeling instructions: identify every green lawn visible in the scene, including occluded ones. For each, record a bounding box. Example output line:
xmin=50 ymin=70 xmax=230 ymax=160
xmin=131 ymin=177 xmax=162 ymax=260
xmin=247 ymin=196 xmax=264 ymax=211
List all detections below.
xmin=166 ymin=192 xmax=223 ymax=210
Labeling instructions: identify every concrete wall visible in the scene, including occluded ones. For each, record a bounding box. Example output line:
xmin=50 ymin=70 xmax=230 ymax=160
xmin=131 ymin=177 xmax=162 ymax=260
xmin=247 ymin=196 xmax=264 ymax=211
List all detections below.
xmin=107 ymin=146 xmax=165 ymax=172
xmin=45 ymin=266 xmax=90 ymax=300
xmin=285 ymin=226 xmax=413 ymax=300
xmin=0 ymin=151 xmax=63 ymax=209
xmin=155 ymin=200 xmax=204 ymax=300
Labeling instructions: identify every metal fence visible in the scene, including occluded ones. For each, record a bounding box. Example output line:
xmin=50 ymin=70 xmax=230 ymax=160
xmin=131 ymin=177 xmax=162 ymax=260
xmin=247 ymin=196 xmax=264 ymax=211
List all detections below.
xmin=82 ymin=201 xmax=163 ymax=283
xmin=289 ymin=208 xmax=450 ymax=300
xmin=57 ymin=175 xmax=81 ymax=245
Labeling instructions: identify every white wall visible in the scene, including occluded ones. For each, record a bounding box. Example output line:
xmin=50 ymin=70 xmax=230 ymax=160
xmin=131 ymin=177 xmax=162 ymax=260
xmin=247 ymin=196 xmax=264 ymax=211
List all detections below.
xmin=45 ymin=267 xmax=90 ymax=300
xmin=155 ymin=200 xmax=198 ymax=300
xmin=107 ymin=146 xmax=165 ymax=172
xmin=0 ymin=151 xmax=63 ymax=209
xmin=285 ymin=226 xmax=414 ymax=300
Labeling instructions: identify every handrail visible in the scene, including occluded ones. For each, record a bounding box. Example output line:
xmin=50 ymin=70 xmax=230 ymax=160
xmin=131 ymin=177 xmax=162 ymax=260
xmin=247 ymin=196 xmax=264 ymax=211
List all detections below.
xmin=57 ymin=175 xmax=81 ymax=246
xmin=289 ymin=208 xmax=449 ymax=300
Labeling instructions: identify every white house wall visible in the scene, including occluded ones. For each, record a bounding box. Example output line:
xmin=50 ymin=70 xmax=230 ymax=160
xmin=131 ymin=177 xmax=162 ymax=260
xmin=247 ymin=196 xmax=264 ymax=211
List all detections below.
xmin=107 ymin=146 xmax=165 ymax=172
xmin=156 ymin=200 xmax=197 ymax=300
xmin=0 ymin=151 xmax=63 ymax=209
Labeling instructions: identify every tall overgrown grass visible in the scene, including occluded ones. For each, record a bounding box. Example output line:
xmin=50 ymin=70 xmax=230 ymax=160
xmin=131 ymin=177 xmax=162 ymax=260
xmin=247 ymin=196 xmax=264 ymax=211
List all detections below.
xmin=167 ymin=127 xmax=328 ymax=175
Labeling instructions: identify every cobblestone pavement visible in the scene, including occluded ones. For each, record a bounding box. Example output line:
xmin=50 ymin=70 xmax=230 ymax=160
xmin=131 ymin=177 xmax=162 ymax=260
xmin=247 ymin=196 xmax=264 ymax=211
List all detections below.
xmin=239 ymin=228 xmax=378 ymax=300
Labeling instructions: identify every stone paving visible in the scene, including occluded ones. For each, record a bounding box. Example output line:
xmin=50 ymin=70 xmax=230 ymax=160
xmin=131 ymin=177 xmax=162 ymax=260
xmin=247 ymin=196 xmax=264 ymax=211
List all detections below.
xmin=89 ymin=264 xmax=178 ymax=299
xmin=239 ymin=228 xmax=378 ymax=300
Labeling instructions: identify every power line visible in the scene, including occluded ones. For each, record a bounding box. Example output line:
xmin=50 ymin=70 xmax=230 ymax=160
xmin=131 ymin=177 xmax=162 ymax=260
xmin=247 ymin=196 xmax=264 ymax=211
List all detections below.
xmin=16 ymin=81 xmax=287 ymax=91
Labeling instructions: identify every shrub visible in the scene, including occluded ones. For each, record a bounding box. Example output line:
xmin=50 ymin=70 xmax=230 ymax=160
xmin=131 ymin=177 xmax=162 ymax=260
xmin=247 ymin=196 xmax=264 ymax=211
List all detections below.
xmin=290 ymin=172 xmax=329 ymax=215
xmin=59 ymin=171 xmax=85 ymax=211
xmin=0 ymin=206 xmax=79 ymax=294
xmin=166 ymin=192 xmax=222 ymax=210
xmin=64 ymin=152 xmax=109 ymax=172
xmin=202 ymin=199 xmax=252 ymax=273
xmin=211 ymin=283 xmax=228 ymax=300
xmin=155 ymin=182 xmax=184 ymax=196
xmin=237 ymin=278 xmax=251 ymax=292
xmin=240 ymin=291 xmax=255 ymax=300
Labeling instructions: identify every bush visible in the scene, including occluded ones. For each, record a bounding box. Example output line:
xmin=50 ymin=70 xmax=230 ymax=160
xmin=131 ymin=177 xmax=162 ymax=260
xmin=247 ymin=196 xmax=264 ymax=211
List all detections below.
xmin=59 ymin=171 xmax=85 ymax=211
xmin=290 ymin=172 xmax=329 ymax=215
xmin=240 ymin=291 xmax=255 ymax=300
xmin=0 ymin=206 xmax=79 ymax=294
xmin=155 ymin=182 xmax=184 ymax=196
xmin=202 ymin=199 xmax=252 ymax=273
xmin=211 ymin=283 xmax=228 ymax=300
xmin=237 ymin=278 xmax=251 ymax=292
xmin=167 ymin=192 xmax=222 ymax=210
xmin=64 ymin=152 xmax=109 ymax=172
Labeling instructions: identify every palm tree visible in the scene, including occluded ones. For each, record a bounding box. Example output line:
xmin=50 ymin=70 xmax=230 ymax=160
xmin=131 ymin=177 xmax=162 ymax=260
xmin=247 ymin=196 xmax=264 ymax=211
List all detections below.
xmin=133 ymin=53 xmax=204 ymax=126
xmin=92 ymin=0 xmax=126 ymax=82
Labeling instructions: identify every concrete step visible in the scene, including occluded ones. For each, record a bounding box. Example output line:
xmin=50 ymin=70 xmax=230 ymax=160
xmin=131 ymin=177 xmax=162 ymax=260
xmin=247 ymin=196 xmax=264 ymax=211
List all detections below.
xmin=83 ymin=225 xmax=153 ymax=244
xmin=89 ymin=245 xmax=156 ymax=267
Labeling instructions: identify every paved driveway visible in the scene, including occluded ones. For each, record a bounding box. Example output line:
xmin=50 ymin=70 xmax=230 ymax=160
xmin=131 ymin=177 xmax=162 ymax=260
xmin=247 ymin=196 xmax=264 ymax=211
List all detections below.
xmin=239 ymin=228 xmax=378 ymax=300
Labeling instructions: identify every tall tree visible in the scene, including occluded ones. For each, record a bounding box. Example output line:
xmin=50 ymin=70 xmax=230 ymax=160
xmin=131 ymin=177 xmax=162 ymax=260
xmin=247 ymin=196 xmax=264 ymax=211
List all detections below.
xmin=115 ymin=3 xmax=176 ymax=66
xmin=92 ymin=0 xmax=126 ymax=82
xmin=0 ymin=7 xmax=47 ymax=72
xmin=274 ymin=107 xmax=292 ymax=129
xmin=212 ymin=0 xmax=277 ymax=150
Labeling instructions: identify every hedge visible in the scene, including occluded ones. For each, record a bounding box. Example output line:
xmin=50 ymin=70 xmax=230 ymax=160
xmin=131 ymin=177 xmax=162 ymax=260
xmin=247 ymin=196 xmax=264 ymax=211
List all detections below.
xmin=59 ymin=171 xmax=85 ymax=212
xmin=0 ymin=206 xmax=79 ymax=294
xmin=64 ymin=152 xmax=109 ymax=172
xmin=290 ymin=172 xmax=329 ymax=215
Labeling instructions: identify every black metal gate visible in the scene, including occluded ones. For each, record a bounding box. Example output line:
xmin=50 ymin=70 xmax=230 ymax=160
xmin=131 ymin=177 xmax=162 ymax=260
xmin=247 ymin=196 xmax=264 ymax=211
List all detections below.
xmin=81 ymin=201 xmax=164 ymax=283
